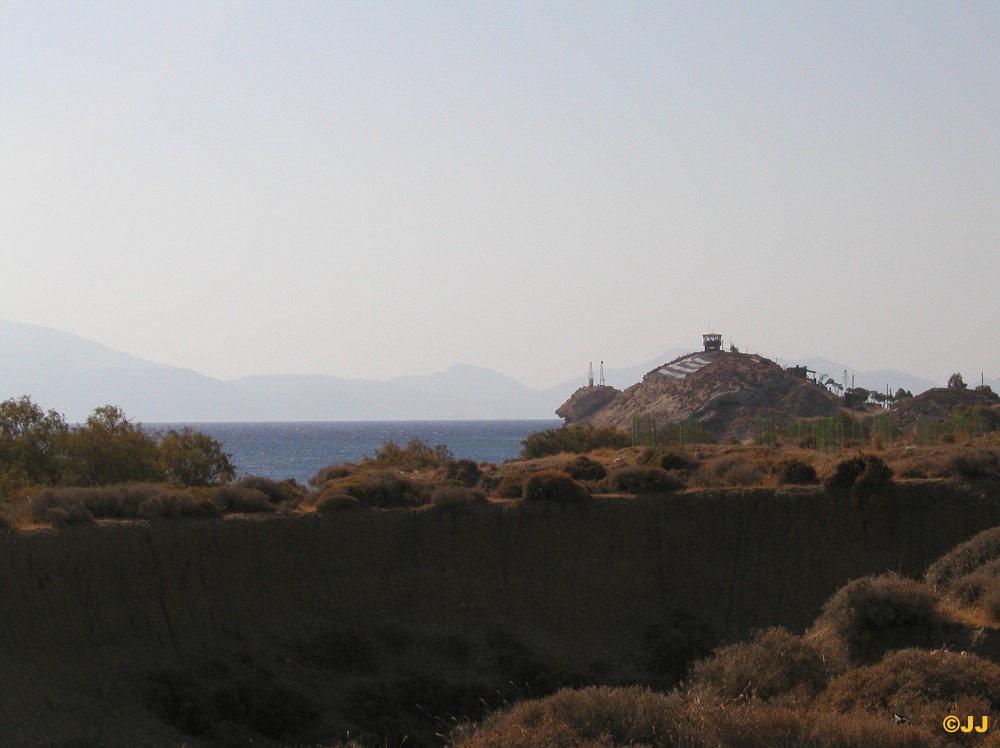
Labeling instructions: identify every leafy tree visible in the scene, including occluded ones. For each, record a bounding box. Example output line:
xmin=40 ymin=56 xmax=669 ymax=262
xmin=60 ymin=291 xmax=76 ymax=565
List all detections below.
xmin=0 ymin=396 xmax=67 ymax=492
xmin=61 ymin=405 xmax=164 ymax=486
xmin=159 ymin=427 xmax=236 ymax=487
xmin=948 ymin=372 xmax=968 ymax=389
xmin=894 ymin=388 xmax=913 ymax=401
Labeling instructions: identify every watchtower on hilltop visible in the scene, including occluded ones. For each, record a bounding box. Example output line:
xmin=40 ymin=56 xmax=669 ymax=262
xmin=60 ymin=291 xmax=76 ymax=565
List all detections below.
xmin=703 ymin=333 xmax=723 ymax=352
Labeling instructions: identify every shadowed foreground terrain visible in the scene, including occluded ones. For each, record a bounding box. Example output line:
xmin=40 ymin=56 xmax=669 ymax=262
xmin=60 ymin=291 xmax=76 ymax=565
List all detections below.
xmin=3 ymin=476 xmax=1000 ymax=746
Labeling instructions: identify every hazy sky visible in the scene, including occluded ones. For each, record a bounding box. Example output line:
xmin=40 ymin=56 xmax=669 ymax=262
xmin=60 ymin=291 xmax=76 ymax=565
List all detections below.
xmin=2 ymin=1 xmax=998 ymax=389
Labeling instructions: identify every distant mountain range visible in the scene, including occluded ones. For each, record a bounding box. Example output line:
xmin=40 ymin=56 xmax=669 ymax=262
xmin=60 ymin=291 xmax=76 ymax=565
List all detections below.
xmin=0 ymin=320 xmax=960 ymax=423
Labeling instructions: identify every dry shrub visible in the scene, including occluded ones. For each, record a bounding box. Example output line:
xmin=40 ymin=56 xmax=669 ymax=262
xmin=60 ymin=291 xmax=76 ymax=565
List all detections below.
xmin=775 ymin=458 xmax=818 ymax=485
xmin=696 ymin=454 xmax=766 ymax=487
xmin=819 ymin=648 xmax=1000 ymax=728
xmin=925 ymin=526 xmax=1000 ymax=590
xmin=522 ymin=470 xmax=591 ymax=503
xmin=308 ymin=464 xmax=353 ymax=488
xmin=949 ymin=447 xmax=1000 ymax=479
xmin=688 ymin=627 xmax=841 ymax=703
xmin=78 ymin=483 xmax=161 ymax=518
xmin=812 ymin=573 xmax=939 ymax=659
xmin=25 ymin=488 xmax=95 ymax=527
xmin=430 ymin=485 xmax=487 ymax=509
xmin=316 ymin=492 xmax=361 ymax=512
xmin=494 ymin=475 xmax=523 ymax=499
xmin=208 ymin=485 xmax=274 ymax=514
xmin=691 ymin=700 xmax=945 ymax=748
xmin=564 ymin=455 xmax=607 ymax=482
xmin=605 ymin=465 xmax=684 ymax=494
xmin=451 ymin=686 xmax=686 ymax=748
xmin=652 ymin=450 xmax=699 ymax=472
xmin=138 ymin=489 xmax=222 ymax=519
xmin=234 ymin=476 xmax=305 ymax=506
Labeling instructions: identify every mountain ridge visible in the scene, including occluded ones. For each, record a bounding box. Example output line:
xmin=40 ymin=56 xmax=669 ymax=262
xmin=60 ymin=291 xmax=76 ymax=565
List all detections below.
xmin=0 ymin=319 xmax=965 ymax=422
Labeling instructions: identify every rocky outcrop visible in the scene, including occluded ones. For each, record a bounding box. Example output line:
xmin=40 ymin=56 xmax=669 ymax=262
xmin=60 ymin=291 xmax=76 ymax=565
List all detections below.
xmin=555 ymin=384 xmax=621 ymax=423
xmin=557 ymin=351 xmax=843 ymax=440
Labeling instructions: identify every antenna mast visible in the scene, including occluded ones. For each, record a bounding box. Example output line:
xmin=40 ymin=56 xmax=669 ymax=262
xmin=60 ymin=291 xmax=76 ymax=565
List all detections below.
xmin=599 ymin=361 xmax=605 ymax=386
xmin=588 ymin=362 xmax=594 ymax=388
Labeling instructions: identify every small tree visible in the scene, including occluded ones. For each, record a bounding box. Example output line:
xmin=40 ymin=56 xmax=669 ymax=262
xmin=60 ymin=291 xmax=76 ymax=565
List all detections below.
xmin=61 ymin=405 xmax=163 ymax=486
xmin=0 ymin=396 xmax=67 ymax=491
xmin=948 ymin=372 xmax=968 ymax=389
xmin=159 ymin=427 xmax=236 ymax=487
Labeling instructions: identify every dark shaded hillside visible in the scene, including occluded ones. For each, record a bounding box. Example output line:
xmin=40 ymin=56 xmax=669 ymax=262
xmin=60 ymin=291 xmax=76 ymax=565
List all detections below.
xmin=2 ymin=480 xmax=1000 ymax=744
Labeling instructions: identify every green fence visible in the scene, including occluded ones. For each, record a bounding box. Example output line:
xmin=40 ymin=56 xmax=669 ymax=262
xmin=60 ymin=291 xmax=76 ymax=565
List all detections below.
xmin=678 ymin=419 xmax=709 ymax=445
xmin=915 ymin=417 xmax=937 ymax=446
xmin=754 ymin=417 xmax=776 ymax=447
xmin=815 ymin=416 xmax=842 ymax=453
xmin=872 ymin=414 xmax=893 ymax=447
xmin=632 ymin=415 xmax=657 ymax=447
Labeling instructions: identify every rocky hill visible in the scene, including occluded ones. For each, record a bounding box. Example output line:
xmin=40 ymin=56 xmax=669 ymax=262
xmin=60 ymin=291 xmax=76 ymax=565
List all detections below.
xmin=557 ymin=350 xmax=843 ymax=440
xmin=892 ymin=385 xmax=1000 ymax=430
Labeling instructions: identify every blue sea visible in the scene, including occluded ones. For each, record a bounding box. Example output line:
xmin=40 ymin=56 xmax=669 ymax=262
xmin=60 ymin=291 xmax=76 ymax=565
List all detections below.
xmin=146 ymin=420 xmax=562 ymax=485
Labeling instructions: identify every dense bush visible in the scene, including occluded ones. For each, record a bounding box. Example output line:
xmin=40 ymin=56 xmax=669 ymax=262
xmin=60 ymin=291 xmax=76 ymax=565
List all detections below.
xmin=812 ymin=573 xmax=939 ymax=658
xmin=651 ymin=450 xmax=699 ymax=472
xmin=336 ymin=469 xmax=427 ymax=508
xmin=605 ymin=465 xmax=684 ymax=494
xmin=444 ymin=458 xmax=483 ymax=487
xmin=564 ymin=455 xmax=607 ymax=482
xmin=362 ymin=438 xmax=453 ymax=471
xmin=308 ymin=464 xmax=353 ymax=488
xmin=522 ymin=470 xmax=591 ymax=502
xmin=520 ymin=424 xmax=631 ymax=459
xmin=494 ymin=475 xmax=523 ymax=499
xmin=826 ymin=453 xmax=893 ymax=496
xmin=775 ymin=458 xmax=818 ymax=485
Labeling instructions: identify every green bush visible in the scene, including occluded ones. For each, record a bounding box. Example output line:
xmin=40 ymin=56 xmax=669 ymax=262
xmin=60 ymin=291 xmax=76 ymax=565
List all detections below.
xmin=605 ymin=465 xmax=684 ymax=494
xmin=362 ymin=438 xmax=453 ymax=471
xmin=522 ymin=470 xmax=590 ymax=503
xmin=520 ymin=425 xmax=631 ymax=459
xmin=564 ymin=455 xmax=607 ymax=482
xmin=343 ymin=470 xmax=427 ymax=508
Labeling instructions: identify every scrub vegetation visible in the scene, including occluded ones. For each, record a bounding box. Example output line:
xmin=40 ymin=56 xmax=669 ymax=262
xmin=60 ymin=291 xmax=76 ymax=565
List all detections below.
xmin=4 ymin=397 xmax=1000 ymax=746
